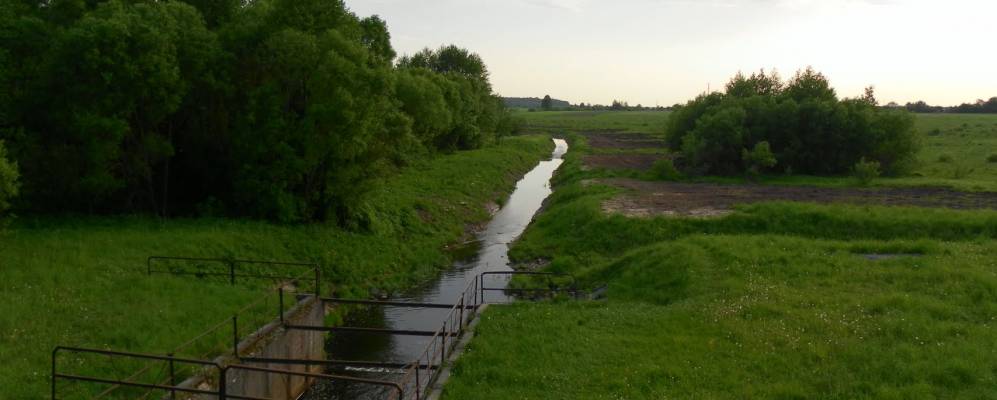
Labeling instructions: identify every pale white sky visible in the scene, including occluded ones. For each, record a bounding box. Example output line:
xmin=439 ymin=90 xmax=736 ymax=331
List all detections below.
xmin=347 ymin=0 xmax=997 ymax=107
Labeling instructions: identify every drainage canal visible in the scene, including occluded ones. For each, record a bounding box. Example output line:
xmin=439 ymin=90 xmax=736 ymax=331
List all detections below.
xmin=302 ymin=138 xmax=568 ymax=399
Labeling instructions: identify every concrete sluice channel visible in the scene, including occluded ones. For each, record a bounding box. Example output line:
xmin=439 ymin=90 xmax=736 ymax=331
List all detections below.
xmin=300 ymin=138 xmax=568 ymax=399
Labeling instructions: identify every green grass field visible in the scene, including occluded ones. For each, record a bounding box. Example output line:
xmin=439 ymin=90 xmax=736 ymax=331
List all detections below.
xmin=518 ymin=111 xmax=997 ymax=191
xmin=0 ymin=135 xmax=552 ymax=398
xmin=442 ymin=112 xmax=997 ymax=399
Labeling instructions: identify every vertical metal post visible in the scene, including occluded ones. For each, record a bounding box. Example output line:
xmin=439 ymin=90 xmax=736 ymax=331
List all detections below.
xmin=232 ymin=316 xmax=239 ymax=357
xmin=458 ymin=297 xmax=465 ymax=330
xmin=218 ymin=367 xmax=227 ymax=400
xmin=51 ymin=348 xmax=57 ymax=400
xmin=228 ymin=261 xmax=235 ymax=285
xmin=168 ymin=353 xmax=176 ymax=400
xmin=279 ymin=287 xmax=285 ymax=325
xmin=441 ymin=322 xmax=447 ymax=365
xmin=415 ymin=366 xmax=421 ymax=400
xmin=314 ymin=268 xmax=321 ymax=297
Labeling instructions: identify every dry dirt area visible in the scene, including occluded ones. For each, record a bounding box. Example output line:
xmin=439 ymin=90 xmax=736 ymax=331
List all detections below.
xmin=581 ymin=132 xmax=668 ymax=171
xmin=583 ymin=132 xmax=666 ymax=149
xmin=601 ymin=178 xmax=997 ymax=217
xmin=583 ymin=154 xmax=665 ymax=171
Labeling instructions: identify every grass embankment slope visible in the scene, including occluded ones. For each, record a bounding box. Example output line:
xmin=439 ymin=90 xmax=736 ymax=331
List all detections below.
xmin=0 ymin=135 xmax=552 ymax=398
xmin=442 ymin=113 xmax=997 ymax=399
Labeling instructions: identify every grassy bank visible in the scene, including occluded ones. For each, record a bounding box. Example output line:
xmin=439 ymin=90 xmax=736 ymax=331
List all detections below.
xmin=441 ymin=116 xmax=997 ymax=398
xmin=0 ymin=135 xmax=552 ymax=398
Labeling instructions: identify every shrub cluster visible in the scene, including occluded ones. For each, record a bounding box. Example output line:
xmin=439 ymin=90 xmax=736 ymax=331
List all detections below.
xmin=665 ymin=68 xmax=919 ymax=176
xmin=0 ymin=140 xmax=18 ymax=220
xmin=0 ymin=0 xmax=517 ymax=223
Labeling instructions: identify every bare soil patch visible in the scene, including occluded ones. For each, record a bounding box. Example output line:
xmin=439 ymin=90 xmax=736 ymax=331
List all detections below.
xmin=601 ymin=178 xmax=997 ymax=217
xmin=583 ymin=154 xmax=665 ymax=171
xmin=583 ymin=132 xmax=666 ymax=149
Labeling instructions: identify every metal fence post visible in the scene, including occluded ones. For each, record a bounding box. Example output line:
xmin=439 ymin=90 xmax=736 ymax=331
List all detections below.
xmin=458 ymin=297 xmax=465 ymax=330
xmin=441 ymin=322 xmax=447 ymax=365
xmin=415 ymin=365 xmax=421 ymax=400
xmin=218 ymin=367 xmax=227 ymax=400
xmin=232 ymin=316 xmax=238 ymax=357
xmin=279 ymin=287 xmax=285 ymax=325
xmin=314 ymin=268 xmax=321 ymax=297
xmin=168 ymin=353 xmax=176 ymax=400
xmin=51 ymin=348 xmax=57 ymax=400
xmin=228 ymin=260 xmax=235 ymax=285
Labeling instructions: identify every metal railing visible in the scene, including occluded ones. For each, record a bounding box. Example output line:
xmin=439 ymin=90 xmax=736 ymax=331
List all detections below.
xmin=54 ymin=260 xmax=580 ymax=400
xmin=52 ymin=347 xmax=404 ymax=400
xmin=147 ymin=256 xmax=321 ymax=293
xmin=479 ymin=271 xmax=579 ymax=303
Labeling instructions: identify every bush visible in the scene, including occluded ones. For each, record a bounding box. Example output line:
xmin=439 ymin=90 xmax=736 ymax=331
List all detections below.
xmin=665 ymin=68 xmax=919 ymax=177
xmin=852 ymin=158 xmax=880 ymax=185
xmin=0 ymin=140 xmax=19 ymax=219
xmin=987 ymin=154 xmax=997 ymax=163
xmin=938 ymin=154 xmax=954 ymax=163
xmin=952 ymin=164 xmax=973 ymax=180
xmin=742 ymin=141 xmax=777 ymax=178
xmin=649 ymin=158 xmax=682 ymax=181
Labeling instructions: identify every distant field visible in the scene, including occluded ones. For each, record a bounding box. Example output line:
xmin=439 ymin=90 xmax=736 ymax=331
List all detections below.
xmin=519 ymin=111 xmax=997 ymax=191
xmin=518 ymin=110 xmax=672 ymax=133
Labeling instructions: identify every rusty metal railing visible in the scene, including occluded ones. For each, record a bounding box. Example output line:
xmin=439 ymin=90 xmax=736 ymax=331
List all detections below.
xmin=147 ymin=256 xmax=321 ymax=294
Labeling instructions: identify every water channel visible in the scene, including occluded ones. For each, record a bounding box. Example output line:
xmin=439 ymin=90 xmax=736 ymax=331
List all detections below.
xmin=303 ymin=138 xmax=568 ymax=399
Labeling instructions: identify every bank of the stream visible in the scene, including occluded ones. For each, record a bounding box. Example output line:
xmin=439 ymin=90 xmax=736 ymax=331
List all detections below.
xmin=441 ymin=119 xmax=997 ymax=399
xmin=0 ymin=135 xmax=552 ymax=399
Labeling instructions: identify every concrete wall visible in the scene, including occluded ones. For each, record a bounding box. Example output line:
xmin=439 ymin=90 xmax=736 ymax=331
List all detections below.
xmin=180 ymin=295 xmax=325 ymax=400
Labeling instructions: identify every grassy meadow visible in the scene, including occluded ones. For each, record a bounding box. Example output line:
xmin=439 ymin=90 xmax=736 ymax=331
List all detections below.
xmin=441 ymin=112 xmax=997 ymax=399
xmin=0 ymin=135 xmax=552 ymax=398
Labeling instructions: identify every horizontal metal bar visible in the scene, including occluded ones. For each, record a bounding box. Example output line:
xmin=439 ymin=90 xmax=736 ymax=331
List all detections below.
xmin=54 ymin=346 xmax=218 ymax=366
xmin=53 ymin=373 xmax=222 ymax=396
xmin=481 ymin=287 xmax=571 ymax=292
xmin=226 ymin=364 xmax=403 ymax=395
xmin=148 ymin=256 xmax=318 ymax=267
xmin=284 ymin=325 xmax=458 ymax=337
xmin=320 ymin=297 xmax=475 ymax=309
xmin=241 ymin=357 xmax=438 ymax=370
xmin=149 ymin=270 xmax=313 ymax=281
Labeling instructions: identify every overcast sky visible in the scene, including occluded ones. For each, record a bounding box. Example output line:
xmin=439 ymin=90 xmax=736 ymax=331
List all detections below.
xmin=347 ymin=0 xmax=996 ymax=107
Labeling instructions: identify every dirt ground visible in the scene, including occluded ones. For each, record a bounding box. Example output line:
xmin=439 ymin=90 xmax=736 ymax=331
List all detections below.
xmin=583 ymin=132 xmax=666 ymax=149
xmin=581 ymin=132 xmax=667 ymax=171
xmin=582 ymin=154 xmax=665 ymax=171
xmin=601 ymin=178 xmax=997 ymax=217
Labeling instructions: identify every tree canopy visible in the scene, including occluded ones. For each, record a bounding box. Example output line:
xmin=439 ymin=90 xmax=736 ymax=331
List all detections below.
xmin=0 ymin=0 xmax=517 ymax=223
xmin=666 ymin=68 xmax=919 ymax=176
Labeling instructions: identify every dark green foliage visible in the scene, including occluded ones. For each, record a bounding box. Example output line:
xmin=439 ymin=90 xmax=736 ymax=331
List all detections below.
xmin=853 ymin=157 xmax=881 ymax=185
xmin=0 ymin=140 xmax=18 ymax=217
xmin=987 ymin=154 xmax=997 ymax=163
xmin=649 ymin=158 xmax=682 ymax=181
xmin=0 ymin=0 xmax=511 ymax=222
xmin=540 ymin=95 xmax=553 ymax=111
xmin=666 ymin=68 xmax=919 ymax=176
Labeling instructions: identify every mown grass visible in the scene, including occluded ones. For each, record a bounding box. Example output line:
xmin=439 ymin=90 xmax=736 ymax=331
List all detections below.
xmin=442 ymin=119 xmax=997 ymax=398
xmin=0 ymin=135 xmax=552 ymax=398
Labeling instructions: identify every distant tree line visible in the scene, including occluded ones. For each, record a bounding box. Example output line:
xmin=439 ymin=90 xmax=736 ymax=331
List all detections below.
xmin=895 ymin=98 xmax=997 ymax=114
xmin=665 ymin=68 xmax=918 ymax=177
xmin=0 ymin=0 xmax=518 ymax=224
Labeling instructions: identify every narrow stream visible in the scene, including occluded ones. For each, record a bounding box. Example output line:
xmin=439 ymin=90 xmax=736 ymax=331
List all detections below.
xmin=304 ymin=138 xmax=567 ymax=399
